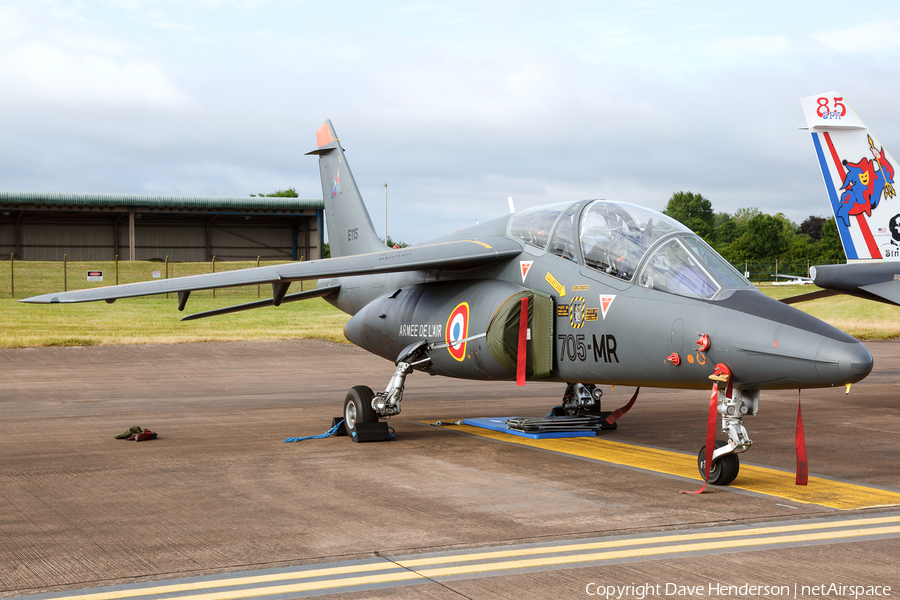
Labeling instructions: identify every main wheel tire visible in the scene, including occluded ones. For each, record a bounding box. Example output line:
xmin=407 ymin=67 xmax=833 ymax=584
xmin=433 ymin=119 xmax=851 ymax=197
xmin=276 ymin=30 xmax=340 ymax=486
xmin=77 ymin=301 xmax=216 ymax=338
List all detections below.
xmin=697 ymin=440 xmax=740 ymax=486
xmin=344 ymin=386 xmax=378 ymax=442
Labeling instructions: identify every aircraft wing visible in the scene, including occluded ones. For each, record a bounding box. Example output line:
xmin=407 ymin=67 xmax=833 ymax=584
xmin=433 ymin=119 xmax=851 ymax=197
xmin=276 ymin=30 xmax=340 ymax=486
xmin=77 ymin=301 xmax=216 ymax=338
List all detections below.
xmin=20 ymin=237 xmax=523 ymax=305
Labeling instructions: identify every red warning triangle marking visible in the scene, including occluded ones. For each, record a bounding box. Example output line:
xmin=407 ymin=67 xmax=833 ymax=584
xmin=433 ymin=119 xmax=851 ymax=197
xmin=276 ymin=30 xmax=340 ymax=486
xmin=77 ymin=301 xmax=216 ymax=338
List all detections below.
xmin=520 ymin=261 xmax=534 ymax=283
xmin=599 ymin=294 xmax=616 ymax=320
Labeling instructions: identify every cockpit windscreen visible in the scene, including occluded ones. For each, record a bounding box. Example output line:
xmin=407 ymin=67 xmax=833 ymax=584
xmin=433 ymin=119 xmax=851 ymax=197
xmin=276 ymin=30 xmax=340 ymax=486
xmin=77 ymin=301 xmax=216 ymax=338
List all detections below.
xmin=508 ymin=199 xmax=753 ymax=300
xmin=580 ymin=201 xmax=686 ymax=281
xmin=508 ymin=202 xmax=570 ymax=249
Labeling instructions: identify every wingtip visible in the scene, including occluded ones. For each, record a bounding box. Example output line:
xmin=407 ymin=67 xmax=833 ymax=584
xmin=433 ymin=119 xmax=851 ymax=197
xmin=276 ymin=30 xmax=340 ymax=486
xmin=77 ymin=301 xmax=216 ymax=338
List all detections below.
xmin=18 ymin=295 xmax=57 ymax=304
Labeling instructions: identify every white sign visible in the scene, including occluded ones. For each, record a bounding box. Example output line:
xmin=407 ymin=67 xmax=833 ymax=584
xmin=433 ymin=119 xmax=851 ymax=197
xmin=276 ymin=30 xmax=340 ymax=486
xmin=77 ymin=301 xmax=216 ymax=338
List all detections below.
xmin=152 ymin=271 xmax=161 ymax=278
xmin=87 ymin=271 xmax=103 ymax=282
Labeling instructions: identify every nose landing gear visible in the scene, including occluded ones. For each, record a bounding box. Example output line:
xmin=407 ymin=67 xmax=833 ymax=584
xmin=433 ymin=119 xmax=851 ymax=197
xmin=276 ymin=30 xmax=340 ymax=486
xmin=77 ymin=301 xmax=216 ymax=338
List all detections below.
xmin=343 ymin=341 xmax=432 ymax=441
xmin=697 ymin=364 xmax=758 ymax=486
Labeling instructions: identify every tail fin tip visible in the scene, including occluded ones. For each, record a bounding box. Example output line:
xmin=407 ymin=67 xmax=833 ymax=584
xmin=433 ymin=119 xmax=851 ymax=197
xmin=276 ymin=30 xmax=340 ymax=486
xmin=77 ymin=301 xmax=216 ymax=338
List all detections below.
xmin=800 ymin=92 xmax=867 ymax=130
xmin=316 ymin=121 xmax=336 ymax=148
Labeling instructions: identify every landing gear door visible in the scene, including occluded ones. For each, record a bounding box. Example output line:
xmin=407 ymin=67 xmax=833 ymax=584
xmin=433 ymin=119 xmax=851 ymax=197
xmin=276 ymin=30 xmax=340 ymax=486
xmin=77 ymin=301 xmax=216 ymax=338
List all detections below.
xmin=485 ymin=289 xmax=554 ymax=380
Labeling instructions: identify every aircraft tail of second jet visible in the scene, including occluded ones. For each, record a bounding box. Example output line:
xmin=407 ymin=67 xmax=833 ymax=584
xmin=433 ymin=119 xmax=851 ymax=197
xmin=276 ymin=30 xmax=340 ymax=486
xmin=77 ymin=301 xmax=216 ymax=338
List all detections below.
xmin=307 ymin=120 xmax=386 ymax=258
xmin=801 ymin=92 xmax=898 ymax=262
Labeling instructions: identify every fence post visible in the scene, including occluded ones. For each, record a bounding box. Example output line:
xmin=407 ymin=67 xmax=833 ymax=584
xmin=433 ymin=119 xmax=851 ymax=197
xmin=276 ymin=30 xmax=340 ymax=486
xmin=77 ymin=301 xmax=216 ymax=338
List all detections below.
xmin=10 ymin=253 xmax=13 ymax=299
xmin=115 ymin=254 xmax=119 ymax=285
xmin=212 ymin=255 xmax=216 ymax=299
xmin=64 ymin=254 xmax=67 ymax=292
xmin=165 ymin=255 xmax=169 ymax=299
xmin=257 ymin=255 xmax=260 ymax=298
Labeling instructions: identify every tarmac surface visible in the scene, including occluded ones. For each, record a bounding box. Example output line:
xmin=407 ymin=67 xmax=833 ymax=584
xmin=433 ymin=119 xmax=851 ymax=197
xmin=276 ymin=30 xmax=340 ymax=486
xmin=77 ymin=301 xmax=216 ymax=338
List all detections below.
xmin=2 ymin=339 xmax=899 ymax=599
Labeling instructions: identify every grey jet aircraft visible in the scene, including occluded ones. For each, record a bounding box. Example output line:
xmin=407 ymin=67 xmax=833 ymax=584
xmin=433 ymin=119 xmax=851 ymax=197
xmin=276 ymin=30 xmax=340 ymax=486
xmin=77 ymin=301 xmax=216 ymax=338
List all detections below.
xmin=22 ymin=120 xmax=874 ymax=486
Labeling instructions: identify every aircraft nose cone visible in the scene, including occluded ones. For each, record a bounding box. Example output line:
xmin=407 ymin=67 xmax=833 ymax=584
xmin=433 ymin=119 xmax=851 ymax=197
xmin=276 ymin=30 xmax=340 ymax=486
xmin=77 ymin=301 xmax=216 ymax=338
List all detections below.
xmin=850 ymin=346 xmax=874 ymax=377
xmin=816 ymin=337 xmax=873 ymax=385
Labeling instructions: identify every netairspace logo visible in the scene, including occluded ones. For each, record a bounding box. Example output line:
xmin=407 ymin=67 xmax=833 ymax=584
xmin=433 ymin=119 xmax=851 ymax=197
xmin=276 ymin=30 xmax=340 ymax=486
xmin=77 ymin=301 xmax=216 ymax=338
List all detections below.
xmin=584 ymin=582 xmax=893 ymax=599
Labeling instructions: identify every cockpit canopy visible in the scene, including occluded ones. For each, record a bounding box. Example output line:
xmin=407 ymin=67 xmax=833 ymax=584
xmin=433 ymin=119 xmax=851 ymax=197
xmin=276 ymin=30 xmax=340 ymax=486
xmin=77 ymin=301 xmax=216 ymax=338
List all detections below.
xmin=508 ymin=200 xmax=753 ymax=300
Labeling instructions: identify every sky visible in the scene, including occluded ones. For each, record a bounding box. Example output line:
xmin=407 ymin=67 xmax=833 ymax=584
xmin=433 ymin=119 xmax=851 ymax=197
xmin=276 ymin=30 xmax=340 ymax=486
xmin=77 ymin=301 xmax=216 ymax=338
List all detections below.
xmin=2 ymin=0 xmax=900 ymax=245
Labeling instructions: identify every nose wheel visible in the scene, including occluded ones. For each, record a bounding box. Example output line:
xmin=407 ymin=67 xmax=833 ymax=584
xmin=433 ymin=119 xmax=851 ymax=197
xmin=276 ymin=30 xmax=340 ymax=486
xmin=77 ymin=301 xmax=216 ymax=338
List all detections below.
xmin=698 ymin=439 xmax=740 ymax=486
xmin=343 ymin=385 xmax=378 ymax=441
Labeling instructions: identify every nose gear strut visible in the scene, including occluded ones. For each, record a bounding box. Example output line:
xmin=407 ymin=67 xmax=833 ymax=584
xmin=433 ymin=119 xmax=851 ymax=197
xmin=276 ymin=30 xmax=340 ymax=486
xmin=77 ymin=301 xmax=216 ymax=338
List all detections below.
xmin=709 ymin=363 xmax=757 ymax=465
xmin=690 ymin=363 xmax=759 ymax=488
xmin=371 ymin=340 xmax=432 ymax=417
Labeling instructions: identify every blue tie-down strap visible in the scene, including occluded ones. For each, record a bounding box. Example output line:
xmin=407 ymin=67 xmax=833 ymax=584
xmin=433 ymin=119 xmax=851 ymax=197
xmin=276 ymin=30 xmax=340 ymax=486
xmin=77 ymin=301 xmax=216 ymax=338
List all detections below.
xmin=285 ymin=419 xmax=344 ymax=443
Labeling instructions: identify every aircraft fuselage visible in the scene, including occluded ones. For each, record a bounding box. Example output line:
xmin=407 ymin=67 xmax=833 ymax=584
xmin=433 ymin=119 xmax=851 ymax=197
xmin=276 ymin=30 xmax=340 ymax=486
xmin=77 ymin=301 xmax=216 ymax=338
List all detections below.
xmin=325 ymin=211 xmax=871 ymax=393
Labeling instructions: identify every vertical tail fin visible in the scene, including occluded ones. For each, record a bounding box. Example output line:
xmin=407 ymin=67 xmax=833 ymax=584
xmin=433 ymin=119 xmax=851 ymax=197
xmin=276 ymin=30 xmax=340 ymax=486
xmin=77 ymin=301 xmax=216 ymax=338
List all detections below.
xmin=306 ymin=120 xmax=386 ymax=258
xmin=801 ymin=92 xmax=898 ymax=261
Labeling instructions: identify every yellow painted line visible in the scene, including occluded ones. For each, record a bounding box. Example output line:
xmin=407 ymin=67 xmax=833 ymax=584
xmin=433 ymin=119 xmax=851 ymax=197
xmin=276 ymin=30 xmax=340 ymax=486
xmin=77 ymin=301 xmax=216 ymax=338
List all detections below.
xmin=45 ymin=522 xmax=900 ymax=600
xmin=414 ymin=524 xmax=900 ymax=578
xmin=440 ymin=423 xmax=900 ymax=510
xmin=399 ymin=514 xmax=900 ymax=567
xmin=128 ymin=571 xmax=425 ymax=600
xmin=52 ymin=561 xmax=403 ymax=600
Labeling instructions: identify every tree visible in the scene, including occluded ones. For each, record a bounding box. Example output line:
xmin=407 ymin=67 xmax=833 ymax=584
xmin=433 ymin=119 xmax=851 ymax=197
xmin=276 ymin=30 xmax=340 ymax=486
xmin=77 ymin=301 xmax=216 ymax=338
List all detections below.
xmin=714 ymin=219 xmax=743 ymax=246
xmin=713 ymin=211 xmax=732 ymax=228
xmin=816 ymin=218 xmax=845 ymax=263
xmin=787 ymin=233 xmax=818 ymax=262
xmin=663 ymin=191 xmax=714 ymax=240
xmin=385 ymin=236 xmax=409 ymax=249
xmin=251 ymin=188 xmax=299 ymax=198
xmin=799 ymin=216 xmax=826 ymax=241
xmin=732 ymin=207 xmax=761 ymax=227
xmin=743 ymin=214 xmax=788 ymax=260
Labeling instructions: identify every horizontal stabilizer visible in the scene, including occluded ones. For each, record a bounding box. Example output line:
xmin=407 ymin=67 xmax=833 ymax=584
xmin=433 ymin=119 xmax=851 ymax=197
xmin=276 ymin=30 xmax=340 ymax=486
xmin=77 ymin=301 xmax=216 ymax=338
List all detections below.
xmin=859 ymin=280 xmax=900 ymax=306
xmin=21 ymin=237 xmax=522 ymax=305
xmin=181 ymin=285 xmax=341 ymax=321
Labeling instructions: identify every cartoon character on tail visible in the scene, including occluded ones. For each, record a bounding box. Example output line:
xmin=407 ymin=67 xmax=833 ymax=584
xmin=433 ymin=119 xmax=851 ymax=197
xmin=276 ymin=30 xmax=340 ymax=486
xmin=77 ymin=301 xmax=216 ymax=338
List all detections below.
xmin=836 ymin=135 xmax=896 ymax=228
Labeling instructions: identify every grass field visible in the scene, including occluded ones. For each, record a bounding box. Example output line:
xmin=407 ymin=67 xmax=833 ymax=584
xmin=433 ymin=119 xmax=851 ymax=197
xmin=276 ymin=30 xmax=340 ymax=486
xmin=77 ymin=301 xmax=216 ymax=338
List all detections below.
xmin=0 ymin=261 xmax=897 ymax=347
xmin=0 ymin=260 xmax=349 ymax=347
xmin=756 ymin=283 xmax=900 ymax=340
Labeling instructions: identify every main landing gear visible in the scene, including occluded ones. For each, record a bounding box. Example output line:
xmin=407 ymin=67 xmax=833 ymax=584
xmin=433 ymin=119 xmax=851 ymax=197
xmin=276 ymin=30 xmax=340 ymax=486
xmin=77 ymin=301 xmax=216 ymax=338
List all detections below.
xmin=342 ymin=341 xmax=432 ymax=441
xmin=697 ymin=366 xmax=759 ymax=486
xmin=552 ymin=382 xmax=604 ymax=416
xmin=546 ymin=383 xmax=622 ymax=432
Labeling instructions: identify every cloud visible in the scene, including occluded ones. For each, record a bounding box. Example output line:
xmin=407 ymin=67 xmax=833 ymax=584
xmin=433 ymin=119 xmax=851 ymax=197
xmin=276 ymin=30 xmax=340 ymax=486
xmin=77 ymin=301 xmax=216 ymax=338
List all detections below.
xmin=3 ymin=2 xmax=900 ymax=245
xmin=813 ymin=18 xmax=900 ymax=54
xmin=0 ymin=40 xmax=195 ymax=112
xmin=701 ymin=35 xmax=794 ymax=60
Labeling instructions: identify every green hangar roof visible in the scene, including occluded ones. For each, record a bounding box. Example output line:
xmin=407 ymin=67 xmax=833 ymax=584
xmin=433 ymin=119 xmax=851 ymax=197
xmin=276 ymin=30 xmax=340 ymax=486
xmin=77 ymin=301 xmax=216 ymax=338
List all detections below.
xmin=0 ymin=191 xmax=324 ymax=213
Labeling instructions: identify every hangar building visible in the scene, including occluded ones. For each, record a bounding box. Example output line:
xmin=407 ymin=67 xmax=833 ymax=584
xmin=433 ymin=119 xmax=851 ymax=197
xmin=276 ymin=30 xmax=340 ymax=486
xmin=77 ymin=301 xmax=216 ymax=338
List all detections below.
xmin=0 ymin=192 xmax=324 ymax=262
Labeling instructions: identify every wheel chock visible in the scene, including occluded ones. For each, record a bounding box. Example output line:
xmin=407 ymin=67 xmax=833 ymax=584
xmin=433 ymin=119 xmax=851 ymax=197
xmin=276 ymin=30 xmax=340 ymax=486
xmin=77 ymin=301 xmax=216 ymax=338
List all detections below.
xmin=331 ymin=417 xmax=347 ymax=436
xmin=352 ymin=421 xmax=392 ymax=442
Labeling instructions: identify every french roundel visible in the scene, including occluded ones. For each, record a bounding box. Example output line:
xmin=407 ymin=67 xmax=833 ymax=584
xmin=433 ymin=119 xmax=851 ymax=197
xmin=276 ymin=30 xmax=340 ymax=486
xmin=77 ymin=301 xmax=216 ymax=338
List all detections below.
xmin=445 ymin=302 xmax=469 ymax=361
